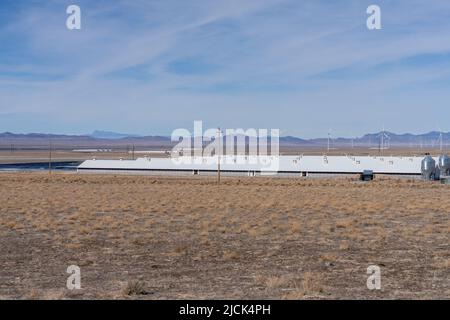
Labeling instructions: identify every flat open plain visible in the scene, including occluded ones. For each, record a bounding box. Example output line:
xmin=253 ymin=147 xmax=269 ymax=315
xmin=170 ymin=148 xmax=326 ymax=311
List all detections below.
xmin=0 ymin=172 xmax=448 ymax=299
xmin=0 ymin=147 xmax=443 ymax=164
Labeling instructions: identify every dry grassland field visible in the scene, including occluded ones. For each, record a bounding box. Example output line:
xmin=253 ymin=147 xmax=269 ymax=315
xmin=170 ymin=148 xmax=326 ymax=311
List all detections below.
xmin=0 ymin=172 xmax=449 ymax=299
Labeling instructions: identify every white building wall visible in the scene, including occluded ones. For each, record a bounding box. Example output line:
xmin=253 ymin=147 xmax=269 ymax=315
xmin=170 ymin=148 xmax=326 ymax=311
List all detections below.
xmin=78 ymin=155 xmax=430 ymax=175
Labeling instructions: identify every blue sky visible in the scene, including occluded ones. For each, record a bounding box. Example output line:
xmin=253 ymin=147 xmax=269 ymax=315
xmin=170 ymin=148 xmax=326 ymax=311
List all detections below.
xmin=1 ymin=0 xmax=450 ymax=138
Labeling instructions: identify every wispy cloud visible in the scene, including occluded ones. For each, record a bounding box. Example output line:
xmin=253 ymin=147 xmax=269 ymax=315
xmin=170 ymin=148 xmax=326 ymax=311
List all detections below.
xmin=1 ymin=0 xmax=450 ymax=137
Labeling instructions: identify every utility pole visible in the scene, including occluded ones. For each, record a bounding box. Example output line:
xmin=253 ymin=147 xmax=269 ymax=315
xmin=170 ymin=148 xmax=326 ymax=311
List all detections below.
xmin=217 ymin=127 xmax=221 ymax=185
xmin=132 ymin=144 xmax=135 ymax=160
xmin=48 ymin=138 xmax=52 ymax=175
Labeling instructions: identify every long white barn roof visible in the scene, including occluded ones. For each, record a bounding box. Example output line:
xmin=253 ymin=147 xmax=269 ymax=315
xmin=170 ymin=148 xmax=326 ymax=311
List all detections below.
xmin=78 ymin=155 xmax=431 ymax=175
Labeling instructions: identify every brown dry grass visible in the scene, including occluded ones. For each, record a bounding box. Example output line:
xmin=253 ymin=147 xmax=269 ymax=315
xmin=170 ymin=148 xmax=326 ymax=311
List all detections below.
xmin=122 ymin=281 xmax=148 ymax=297
xmin=0 ymin=172 xmax=448 ymax=299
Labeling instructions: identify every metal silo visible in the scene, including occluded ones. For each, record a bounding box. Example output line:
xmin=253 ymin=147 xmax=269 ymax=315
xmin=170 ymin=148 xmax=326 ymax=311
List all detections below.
xmin=438 ymin=154 xmax=450 ymax=176
xmin=421 ymin=156 xmax=436 ymax=180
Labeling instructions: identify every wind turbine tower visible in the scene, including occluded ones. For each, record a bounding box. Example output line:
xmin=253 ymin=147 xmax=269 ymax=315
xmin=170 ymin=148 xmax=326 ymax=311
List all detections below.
xmin=327 ymin=129 xmax=332 ymax=153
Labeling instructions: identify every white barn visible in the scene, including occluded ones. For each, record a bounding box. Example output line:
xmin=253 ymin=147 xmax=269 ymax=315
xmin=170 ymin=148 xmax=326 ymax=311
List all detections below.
xmin=77 ymin=155 xmax=430 ymax=176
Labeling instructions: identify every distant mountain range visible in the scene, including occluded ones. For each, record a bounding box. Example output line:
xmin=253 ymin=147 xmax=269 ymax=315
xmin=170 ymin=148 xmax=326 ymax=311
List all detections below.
xmin=0 ymin=130 xmax=448 ymax=149
xmin=310 ymin=131 xmax=449 ymax=146
xmin=90 ymin=130 xmax=143 ymax=139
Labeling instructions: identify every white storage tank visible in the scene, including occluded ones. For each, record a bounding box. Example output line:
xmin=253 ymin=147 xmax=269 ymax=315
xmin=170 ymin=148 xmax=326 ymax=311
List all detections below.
xmin=421 ymin=156 xmax=437 ymax=180
xmin=438 ymin=154 xmax=450 ymax=176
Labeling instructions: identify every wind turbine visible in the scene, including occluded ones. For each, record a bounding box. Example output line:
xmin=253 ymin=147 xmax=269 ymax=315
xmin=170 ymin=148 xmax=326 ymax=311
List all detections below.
xmin=378 ymin=125 xmax=390 ymax=154
xmin=436 ymin=125 xmax=444 ymax=152
xmin=327 ymin=129 xmax=332 ymax=152
xmin=385 ymin=132 xmax=391 ymax=149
